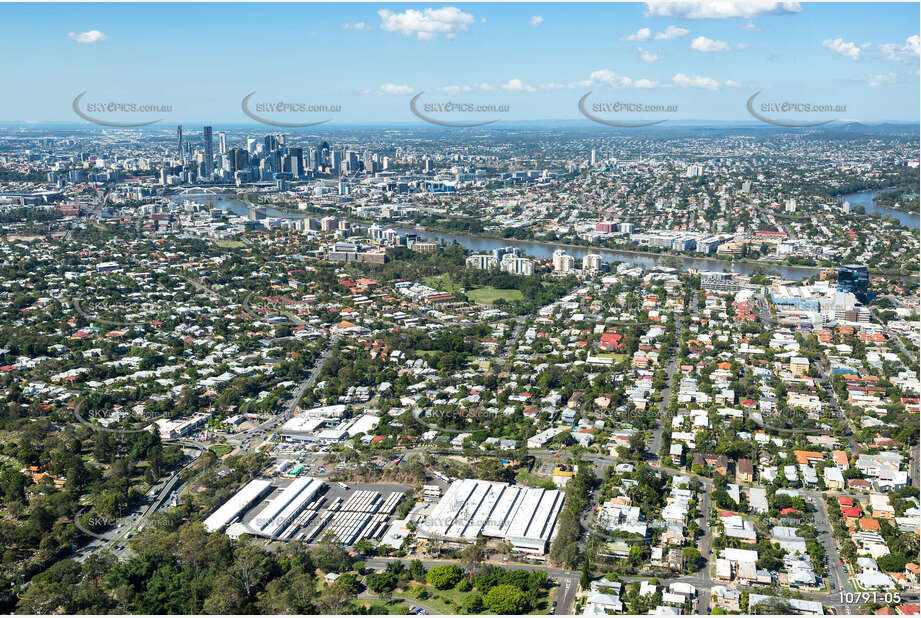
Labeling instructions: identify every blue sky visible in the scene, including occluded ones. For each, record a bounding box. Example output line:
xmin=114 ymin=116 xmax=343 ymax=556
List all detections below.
xmin=1 ymin=2 xmax=918 ymax=124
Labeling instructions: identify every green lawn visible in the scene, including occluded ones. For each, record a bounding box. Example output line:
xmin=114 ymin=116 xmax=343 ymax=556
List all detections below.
xmin=467 ymin=287 xmax=524 ymax=305
xmin=515 ymin=471 xmax=557 ymax=490
xmin=215 ymin=240 xmax=246 ymax=249
xmin=356 ymin=599 xmax=412 ymax=614
xmin=424 ymin=274 xmax=462 ymax=294
xmin=398 ymin=585 xmax=467 ymax=615
xmin=210 ymin=445 xmax=234 ymax=457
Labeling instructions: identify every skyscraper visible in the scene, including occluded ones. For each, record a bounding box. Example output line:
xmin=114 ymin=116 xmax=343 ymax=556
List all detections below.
xmin=230 ymin=148 xmax=249 ymax=173
xmin=288 ymin=148 xmax=303 ymax=178
xmin=177 ymin=125 xmax=183 ymax=161
xmin=202 ymin=126 xmax=214 ymax=176
xmin=218 ymin=132 xmax=227 ymax=155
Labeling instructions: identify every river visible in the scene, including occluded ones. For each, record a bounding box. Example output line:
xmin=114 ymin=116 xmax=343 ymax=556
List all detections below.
xmin=175 ymin=192 xmax=906 ymax=282
xmin=840 ymin=190 xmax=919 ymax=230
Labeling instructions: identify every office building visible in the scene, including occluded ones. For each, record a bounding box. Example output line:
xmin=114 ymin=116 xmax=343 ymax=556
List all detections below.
xmin=202 ymin=126 xmax=214 ymax=176
xmin=837 ymin=265 xmax=869 ymax=303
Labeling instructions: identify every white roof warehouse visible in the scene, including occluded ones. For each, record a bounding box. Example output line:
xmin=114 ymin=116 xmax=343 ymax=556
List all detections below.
xmin=203 ymin=478 xmax=273 ymax=533
xmin=417 ymin=479 xmax=565 ymax=555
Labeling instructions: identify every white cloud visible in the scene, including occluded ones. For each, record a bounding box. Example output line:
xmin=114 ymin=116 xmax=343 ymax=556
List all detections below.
xmin=528 ymin=15 xmax=544 ymax=27
xmin=624 ymin=27 xmax=652 ymax=41
xmin=736 ymin=42 xmax=749 ymax=48
xmin=440 ymin=85 xmax=474 ymax=93
xmin=868 ymin=72 xmax=896 ymax=87
xmin=377 ymin=7 xmax=474 ymax=40
xmin=879 ymin=35 xmax=920 ymax=63
xmin=637 ymin=47 xmax=663 ymax=62
xmin=672 ymin=73 xmax=721 ymax=89
xmin=645 ymin=0 xmax=801 ymax=19
xmin=725 ymin=79 xmax=742 ymax=86
xmin=501 ymin=78 xmax=536 ymax=92
xmin=822 ymin=37 xmax=862 ymax=60
xmin=690 ymin=36 xmax=730 ymax=52
xmin=477 ymin=82 xmax=495 ymax=91
xmin=540 ymin=79 xmax=594 ymax=90
xmin=589 ymin=69 xmax=635 ymax=88
xmin=343 ymin=22 xmax=368 ymax=31
xmin=654 ymin=25 xmax=689 ymax=39
xmin=743 ymin=20 xmax=760 ymax=31
xmin=68 ymin=30 xmax=106 ymax=43
xmin=582 ymin=70 xmax=677 ymax=89
xmin=378 ymin=83 xmax=413 ymax=95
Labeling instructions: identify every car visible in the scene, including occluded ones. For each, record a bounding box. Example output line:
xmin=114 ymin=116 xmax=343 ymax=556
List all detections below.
xmin=842 ymin=567 xmax=847 ymax=573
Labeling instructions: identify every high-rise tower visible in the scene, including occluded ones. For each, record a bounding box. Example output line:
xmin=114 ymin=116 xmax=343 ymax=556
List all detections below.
xmin=202 ymin=126 xmax=214 ymax=176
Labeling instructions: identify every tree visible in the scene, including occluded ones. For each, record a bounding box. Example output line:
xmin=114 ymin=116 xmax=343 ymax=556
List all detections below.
xmin=318 ymin=575 xmax=358 ymax=614
xmin=366 ymin=572 xmax=398 ymax=600
xmin=462 ymin=592 xmax=484 ymax=613
xmin=409 ymin=559 xmax=426 ymax=582
xmin=484 ymin=584 xmax=529 ymax=614
xmin=750 ymin=597 xmax=792 ymax=614
xmin=682 ymin=547 xmax=702 ymax=573
xmin=460 ymin=538 xmax=486 ymax=574
xmin=202 ymin=573 xmax=247 ymax=614
xmin=229 ymin=544 xmax=271 ymax=599
xmin=426 ymin=564 xmax=464 ymax=590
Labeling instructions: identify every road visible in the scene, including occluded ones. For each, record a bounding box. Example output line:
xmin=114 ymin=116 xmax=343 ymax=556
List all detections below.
xmin=74 ymin=444 xmax=204 ymax=563
xmin=229 ymin=335 xmax=339 ymax=452
xmin=913 ymin=444 xmax=919 ymax=489
xmin=806 ymin=491 xmax=853 ymax=610
xmin=648 ymin=293 xmax=691 ymax=462
xmin=759 ymin=290 xmax=861 ymax=452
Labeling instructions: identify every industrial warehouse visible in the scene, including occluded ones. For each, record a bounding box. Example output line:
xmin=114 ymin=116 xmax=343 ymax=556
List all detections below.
xmin=203 ymin=477 xmax=409 ymax=545
xmin=417 ymin=479 xmax=565 ymax=555
xmin=278 ymin=405 xmax=381 ymax=444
